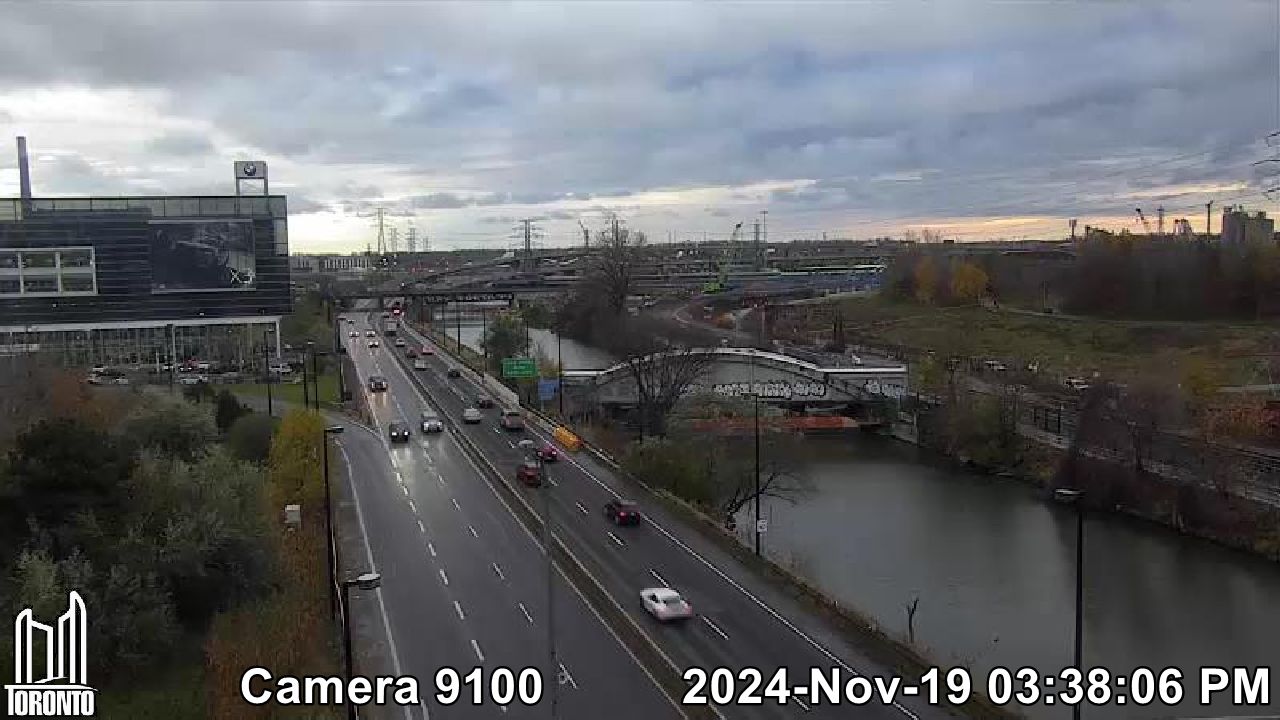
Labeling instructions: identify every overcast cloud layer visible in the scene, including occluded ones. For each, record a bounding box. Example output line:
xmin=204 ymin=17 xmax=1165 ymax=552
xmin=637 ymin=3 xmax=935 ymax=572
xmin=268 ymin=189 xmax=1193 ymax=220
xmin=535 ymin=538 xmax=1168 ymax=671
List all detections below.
xmin=0 ymin=1 xmax=1276 ymax=252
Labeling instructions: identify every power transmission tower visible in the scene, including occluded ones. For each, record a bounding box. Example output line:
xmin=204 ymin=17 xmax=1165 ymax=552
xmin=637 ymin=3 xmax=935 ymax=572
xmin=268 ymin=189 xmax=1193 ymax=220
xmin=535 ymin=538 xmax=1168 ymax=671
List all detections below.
xmin=388 ymin=226 xmax=399 ymax=255
xmin=512 ymin=219 xmax=543 ymax=272
xmin=375 ymin=207 xmax=387 ymax=255
xmin=407 ymin=225 xmax=417 ymax=254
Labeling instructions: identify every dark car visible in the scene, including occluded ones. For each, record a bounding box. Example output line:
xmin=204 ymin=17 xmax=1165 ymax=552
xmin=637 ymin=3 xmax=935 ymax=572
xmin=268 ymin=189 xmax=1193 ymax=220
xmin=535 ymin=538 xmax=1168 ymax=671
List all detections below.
xmin=388 ymin=422 xmax=411 ymax=443
xmin=475 ymin=395 xmax=495 ymax=409
xmin=406 ymin=347 xmax=418 ymax=358
xmin=516 ymin=459 xmax=542 ymax=487
xmin=500 ymin=409 xmax=525 ymax=431
xmin=446 ymin=367 xmax=462 ymax=378
xmin=536 ymin=445 xmax=559 ymax=462
xmin=368 ymin=375 xmax=389 ymax=392
xmin=604 ymin=500 xmax=641 ymax=526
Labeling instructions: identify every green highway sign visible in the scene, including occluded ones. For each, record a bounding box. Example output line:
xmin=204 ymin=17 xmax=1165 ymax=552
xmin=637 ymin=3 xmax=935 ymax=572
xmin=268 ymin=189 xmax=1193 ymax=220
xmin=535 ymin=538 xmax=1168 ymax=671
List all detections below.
xmin=502 ymin=357 xmax=537 ymax=379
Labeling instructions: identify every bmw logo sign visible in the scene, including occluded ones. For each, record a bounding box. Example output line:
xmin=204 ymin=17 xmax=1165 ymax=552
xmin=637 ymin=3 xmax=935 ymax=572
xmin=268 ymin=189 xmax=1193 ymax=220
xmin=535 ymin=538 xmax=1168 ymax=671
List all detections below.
xmin=242 ymin=163 xmax=257 ymax=177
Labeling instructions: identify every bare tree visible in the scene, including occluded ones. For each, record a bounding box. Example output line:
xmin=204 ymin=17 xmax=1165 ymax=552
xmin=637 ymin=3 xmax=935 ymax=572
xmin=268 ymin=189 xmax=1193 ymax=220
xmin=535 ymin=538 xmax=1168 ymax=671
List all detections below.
xmin=587 ymin=214 xmax=646 ymax=316
xmin=622 ymin=346 xmax=714 ymax=437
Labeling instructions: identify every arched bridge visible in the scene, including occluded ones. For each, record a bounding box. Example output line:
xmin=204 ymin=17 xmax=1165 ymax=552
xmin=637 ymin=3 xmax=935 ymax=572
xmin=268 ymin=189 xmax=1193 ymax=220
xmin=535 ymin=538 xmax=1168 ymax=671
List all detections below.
xmin=562 ymin=347 xmax=909 ymax=407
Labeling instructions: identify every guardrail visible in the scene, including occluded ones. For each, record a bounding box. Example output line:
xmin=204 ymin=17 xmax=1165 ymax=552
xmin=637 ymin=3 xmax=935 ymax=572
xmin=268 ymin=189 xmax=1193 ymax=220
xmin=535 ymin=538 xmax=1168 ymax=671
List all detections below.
xmin=390 ymin=319 xmax=714 ymax=720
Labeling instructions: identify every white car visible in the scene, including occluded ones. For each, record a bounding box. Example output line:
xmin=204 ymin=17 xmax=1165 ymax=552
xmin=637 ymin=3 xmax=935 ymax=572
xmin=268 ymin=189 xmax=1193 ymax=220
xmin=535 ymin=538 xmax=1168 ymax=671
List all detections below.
xmin=393 ymin=338 xmax=407 ymax=348
xmin=413 ymin=358 xmax=428 ymax=371
xmin=462 ymin=407 xmax=483 ymax=424
xmin=640 ymin=587 xmax=693 ymax=622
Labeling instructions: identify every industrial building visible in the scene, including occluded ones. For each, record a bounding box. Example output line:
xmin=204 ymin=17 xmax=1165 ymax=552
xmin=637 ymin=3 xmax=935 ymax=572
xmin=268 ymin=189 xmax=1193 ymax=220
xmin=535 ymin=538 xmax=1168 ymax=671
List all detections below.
xmin=1220 ymin=207 xmax=1274 ymax=246
xmin=0 ymin=137 xmax=291 ymax=372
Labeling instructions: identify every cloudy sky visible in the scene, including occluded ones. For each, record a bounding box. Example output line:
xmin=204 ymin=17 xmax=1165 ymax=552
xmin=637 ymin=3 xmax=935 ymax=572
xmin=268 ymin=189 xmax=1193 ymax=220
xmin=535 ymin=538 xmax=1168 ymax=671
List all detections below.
xmin=0 ymin=1 xmax=1277 ymax=252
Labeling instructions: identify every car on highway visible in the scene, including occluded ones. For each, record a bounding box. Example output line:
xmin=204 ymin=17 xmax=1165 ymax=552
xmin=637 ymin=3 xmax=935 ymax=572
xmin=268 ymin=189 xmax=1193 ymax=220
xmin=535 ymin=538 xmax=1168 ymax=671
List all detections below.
xmin=516 ymin=459 xmax=542 ymax=487
xmin=365 ymin=330 xmax=376 ymax=337
xmin=388 ymin=421 xmax=411 ymax=443
xmin=475 ymin=395 xmax=495 ymax=409
xmin=536 ymin=444 xmax=559 ymax=462
xmin=349 ymin=330 xmax=358 ymax=338
xmin=413 ymin=358 xmax=428 ymax=371
xmin=368 ymin=375 xmax=389 ymax=392
xmin=499 ymin=409 xmax=525 ymax=431
xmin=447 ymin=367 xmax=462 ymax=378
xmin=405 ymin=347 xmax=417 ymax=358
xmin=462 ymin=407 xmax=483 ymax=423
xmin=394 ymin=338 xmax=407 ymax=348
xmin=368 ymin=339 xmax=380 ymax=348
xmin=421 ymin=346 xmax=434 ymax=356
xmin=420 ymin=412 xmax=444 ymax=433
xmin=604 ymin=499 xmax=641 ymax=526
xmin=640 ymin=587 xmax=693 ymax=622
xmin=177 ymin=374 xmax=207 ymax=386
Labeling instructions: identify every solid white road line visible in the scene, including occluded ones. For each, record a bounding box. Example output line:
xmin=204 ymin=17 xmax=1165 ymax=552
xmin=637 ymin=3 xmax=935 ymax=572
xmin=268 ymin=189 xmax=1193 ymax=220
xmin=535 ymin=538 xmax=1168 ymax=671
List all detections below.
xmin=336 ymin=442 xmax=419 ymax=720
xmin=453 ymin=601 xmax=465 ymax=621
xmin=559 ymin=663 xmax=578 ymax=690
xmin=518 ymin=602 xmax=534 ymax=625
xmin=649 ymin=569 xmax=669 ymax=587
xmin=607 ymin=531 xmax=624 ymax=547
xmin=470 ymin=639 xmax=485 ymax=663
xmin=575 ymin=501 xmax=589 ymax=515
xmin=701 ymin=616 xmax=730 ymax=641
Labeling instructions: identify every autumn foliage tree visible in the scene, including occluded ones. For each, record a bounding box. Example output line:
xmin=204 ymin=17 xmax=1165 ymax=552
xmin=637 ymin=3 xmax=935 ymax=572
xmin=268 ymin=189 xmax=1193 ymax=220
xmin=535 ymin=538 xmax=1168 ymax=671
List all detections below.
xmin=949 ymin=260 xmax=989 ymax=304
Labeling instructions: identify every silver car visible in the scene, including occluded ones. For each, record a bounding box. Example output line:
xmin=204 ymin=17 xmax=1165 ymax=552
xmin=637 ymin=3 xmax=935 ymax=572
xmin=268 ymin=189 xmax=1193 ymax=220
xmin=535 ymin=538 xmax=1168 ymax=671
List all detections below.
xmin=462 ymin=407 xmax=482 ymax=424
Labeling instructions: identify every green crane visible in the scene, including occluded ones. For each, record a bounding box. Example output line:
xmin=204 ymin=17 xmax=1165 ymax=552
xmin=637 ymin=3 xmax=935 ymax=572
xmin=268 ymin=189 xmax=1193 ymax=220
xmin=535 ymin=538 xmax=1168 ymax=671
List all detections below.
xmin=702 ymin=221 xmax=743 ymax=294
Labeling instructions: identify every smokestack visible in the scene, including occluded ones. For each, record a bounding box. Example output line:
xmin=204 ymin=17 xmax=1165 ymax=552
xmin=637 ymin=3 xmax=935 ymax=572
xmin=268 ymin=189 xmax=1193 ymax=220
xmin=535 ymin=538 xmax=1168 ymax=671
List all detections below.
xmin=16 ymin=136 xmax=32 ymax=204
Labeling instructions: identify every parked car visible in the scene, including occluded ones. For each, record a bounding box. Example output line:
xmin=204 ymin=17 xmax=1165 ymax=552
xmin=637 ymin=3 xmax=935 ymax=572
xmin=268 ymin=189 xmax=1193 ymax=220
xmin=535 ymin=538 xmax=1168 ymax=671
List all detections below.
xmin=388 ymin=422 xmax=411 ymax=443
xmin=516 ymin=459 xmax=542 ymax=486
xmin=462 ymin=407 xmax=482 ymax=423
xmin=447 ymin=367 xmax=462 ymax=378
xmin=640 ymin=587 xmax=693 ymax=622
xmin=500 ymin=409 xmax=525 ymax=431
xmin=475 ymin=395 xmax=495 ymax=409
xmin=368 ymin=376 xmax=389 ymax=392
xmin=604 ymin=499 xmax=641 ymax=526
xmin=536 ymin=445 xmax=559 ymax=462
xmin=420 ymin=412 xmax=444 ymax=433
xmin=413 ymin=358 xmax=428 ymax=371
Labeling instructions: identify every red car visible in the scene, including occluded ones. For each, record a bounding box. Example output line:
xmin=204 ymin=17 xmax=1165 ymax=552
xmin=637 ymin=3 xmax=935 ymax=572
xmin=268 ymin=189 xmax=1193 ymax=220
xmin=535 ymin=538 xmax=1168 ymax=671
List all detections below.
xmin=421 ymin=346 xmax=435 ymax=356
xmin=516 ymin=460 xmax=542 ymax=487
xmin=536 ymin=445 xmax=559 ymax=462
xmin=604 ymin=500 xmax=641 ymax=526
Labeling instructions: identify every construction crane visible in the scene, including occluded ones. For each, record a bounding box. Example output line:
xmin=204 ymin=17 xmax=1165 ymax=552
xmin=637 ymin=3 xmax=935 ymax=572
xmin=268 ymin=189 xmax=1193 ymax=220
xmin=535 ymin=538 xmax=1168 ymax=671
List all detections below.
xmin=1135 ymin=208 xmax=1152 ymax=235
xmin=703 ymin=222 xmax=743 ymax=294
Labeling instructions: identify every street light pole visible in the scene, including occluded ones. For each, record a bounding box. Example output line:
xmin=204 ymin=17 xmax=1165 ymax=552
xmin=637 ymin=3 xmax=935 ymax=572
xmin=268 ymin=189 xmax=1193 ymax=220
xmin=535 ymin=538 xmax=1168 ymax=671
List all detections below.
xmin=1055 ymin=488 xmax=1085 ymax=720
xmin=482 ymin=308 xmax=488 ymax=373
xmin=262 ymin=329 xmax=273 ymax=417
xmin=519 ymin=439 xmax=559 ymax=719
xmin=557 ymin=331 xmax=564 ymax=418
xmin=323 ymin=425 xmax=344 ymax=620
xmin=302 ymin=345 xmax=311 ymax=409
xmin=310 ymin=345 xmax=321 ymax=411
xmin=341 ymin=572 xmax=382 ymax=720
xmin=752 ymin=350 xmax=761 ymax=556
xmin=455 ymin=303 xmax=463 ymax=360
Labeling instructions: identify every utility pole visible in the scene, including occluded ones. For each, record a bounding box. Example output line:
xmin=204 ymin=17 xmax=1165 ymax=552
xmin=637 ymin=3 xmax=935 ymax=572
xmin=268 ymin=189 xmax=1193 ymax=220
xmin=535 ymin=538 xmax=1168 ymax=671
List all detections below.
xmin=760 ymin=209 xmax=768 ymax=270
xmin=751 ymin=349 xmax=761 ymax=557
xmin=752 ymin=220 xmax=761 ymax=270
xmin=1205 ymin=201 xmax=1214 ymax=240
xmin=375 ymin=207 xmax=386 ymax=256
xmin=1156 ymin=206 xmax=1165 ymax=238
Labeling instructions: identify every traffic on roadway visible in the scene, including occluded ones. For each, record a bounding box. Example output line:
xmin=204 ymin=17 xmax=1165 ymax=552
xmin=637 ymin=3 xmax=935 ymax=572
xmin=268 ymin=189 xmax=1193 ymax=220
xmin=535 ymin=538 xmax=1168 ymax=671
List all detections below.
xmin=340 ymin=310 xmax=953 ymax=720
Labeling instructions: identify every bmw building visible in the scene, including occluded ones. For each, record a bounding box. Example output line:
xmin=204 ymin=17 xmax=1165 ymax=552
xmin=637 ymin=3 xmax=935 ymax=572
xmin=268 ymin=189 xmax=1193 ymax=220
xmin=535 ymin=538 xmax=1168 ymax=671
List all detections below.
xmin=0 ymin=147 xmax=292 ymax=373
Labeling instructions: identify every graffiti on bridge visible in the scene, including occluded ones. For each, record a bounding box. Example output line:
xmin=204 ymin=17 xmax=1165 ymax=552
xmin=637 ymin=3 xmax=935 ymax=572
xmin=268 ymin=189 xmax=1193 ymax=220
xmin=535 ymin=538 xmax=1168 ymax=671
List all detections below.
xmin=685 ymin=381 xmax=829 ymax=400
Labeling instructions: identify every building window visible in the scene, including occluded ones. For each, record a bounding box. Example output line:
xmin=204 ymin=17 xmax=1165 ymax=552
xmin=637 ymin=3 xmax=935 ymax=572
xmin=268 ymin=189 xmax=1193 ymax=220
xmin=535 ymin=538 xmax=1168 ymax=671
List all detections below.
xmin=0 ymin=252 xmax=17 ymax=269
xmin=60 ymin=249 xmax=93 ymax=268
xmin=22 ymin=252 xmax=56 ymax=269
xmin=61 ymin=276 xmax=95 ymax=293
xmin=0 ymin=278 xmax=19 ymax=294
xmin=23 ymin=276 xmax=58 ymax=293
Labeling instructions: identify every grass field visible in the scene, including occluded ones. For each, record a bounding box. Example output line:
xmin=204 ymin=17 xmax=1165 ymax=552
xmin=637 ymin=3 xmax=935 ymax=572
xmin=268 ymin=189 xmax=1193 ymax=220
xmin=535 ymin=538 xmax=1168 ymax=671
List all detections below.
xmin=821 ymin=296 xmax=1278 ymax=386
xmin=226 ymin=372 xmax=343 ymax=407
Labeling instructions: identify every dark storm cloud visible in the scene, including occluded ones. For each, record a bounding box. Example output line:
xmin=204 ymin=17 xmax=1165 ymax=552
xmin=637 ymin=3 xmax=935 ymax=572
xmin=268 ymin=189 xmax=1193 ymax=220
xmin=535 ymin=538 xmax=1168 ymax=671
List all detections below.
xmin=2 ymin=1 xmax=1274 ymax=234
xmin=145 ymin=130 xmax=214 ymax=157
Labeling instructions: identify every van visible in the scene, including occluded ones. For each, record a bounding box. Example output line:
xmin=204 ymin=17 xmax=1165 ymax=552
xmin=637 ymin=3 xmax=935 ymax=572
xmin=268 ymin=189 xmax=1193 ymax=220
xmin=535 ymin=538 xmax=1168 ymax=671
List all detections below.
xmin=500 ymin=409 xmax=525 ymax=431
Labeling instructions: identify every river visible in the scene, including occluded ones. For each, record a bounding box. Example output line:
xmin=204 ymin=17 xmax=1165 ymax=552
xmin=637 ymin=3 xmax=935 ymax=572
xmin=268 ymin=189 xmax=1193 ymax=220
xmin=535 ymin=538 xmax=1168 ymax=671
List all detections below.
xmin=449 ymin=320 xmax=1280 ymax=719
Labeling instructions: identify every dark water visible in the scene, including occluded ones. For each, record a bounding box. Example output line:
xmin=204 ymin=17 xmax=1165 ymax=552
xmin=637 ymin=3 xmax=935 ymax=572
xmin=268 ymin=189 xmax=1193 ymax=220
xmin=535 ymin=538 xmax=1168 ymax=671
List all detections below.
xmin=732 ymin=435 xmax=1280 ymax=719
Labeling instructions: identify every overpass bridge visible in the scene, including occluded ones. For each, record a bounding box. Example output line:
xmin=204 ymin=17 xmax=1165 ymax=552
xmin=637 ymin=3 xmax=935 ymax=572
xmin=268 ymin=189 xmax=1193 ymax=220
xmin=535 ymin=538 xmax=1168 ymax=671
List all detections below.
xmin=562 ymin=347 xmax=909 ymax=409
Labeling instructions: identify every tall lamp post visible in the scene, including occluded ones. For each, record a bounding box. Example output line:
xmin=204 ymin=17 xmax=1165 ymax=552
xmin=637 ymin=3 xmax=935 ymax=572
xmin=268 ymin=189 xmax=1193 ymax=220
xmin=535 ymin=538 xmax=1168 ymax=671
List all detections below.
xmin=518 ymin=439 xmax=559 ymax=719
xmin=323 ymin=425 xmax=345 ymax=620
xmin=1055 ymin=488 xmax=1085 ymax=720
xmin=261 ymin=327 xmax=273 ymax=416
xmin=751 ymin=349 xmax=761 ymax=556
xmin=301 ymin=344 xmax=311 ymax=409
xmin=556 ymin=330 xmax=565 ymax=418
xmin=310 ymin=345 xmax=323 ymax=411
xmin=341 ymin=571 xmax=382 ymax=720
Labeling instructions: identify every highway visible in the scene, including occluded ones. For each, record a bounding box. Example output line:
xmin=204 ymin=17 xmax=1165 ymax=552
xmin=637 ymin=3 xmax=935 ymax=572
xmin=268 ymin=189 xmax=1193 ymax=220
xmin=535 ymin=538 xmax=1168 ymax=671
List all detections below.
xmin=355 ymin=314 xmax=959 ymax=720
xmin=338 ymin=319 xmax=678 ymax=719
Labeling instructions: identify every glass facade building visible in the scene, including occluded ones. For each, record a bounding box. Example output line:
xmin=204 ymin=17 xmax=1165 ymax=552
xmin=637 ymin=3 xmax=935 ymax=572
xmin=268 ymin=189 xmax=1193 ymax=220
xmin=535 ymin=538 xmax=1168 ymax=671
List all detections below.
xmin=0 ymin=196 xmax=292 ymax=369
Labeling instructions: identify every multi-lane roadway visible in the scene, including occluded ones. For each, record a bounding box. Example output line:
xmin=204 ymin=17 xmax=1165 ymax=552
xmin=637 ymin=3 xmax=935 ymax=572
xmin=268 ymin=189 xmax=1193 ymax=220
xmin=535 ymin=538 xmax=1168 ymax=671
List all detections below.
xmin=339 ymin=312 xmax=956 ymax=720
